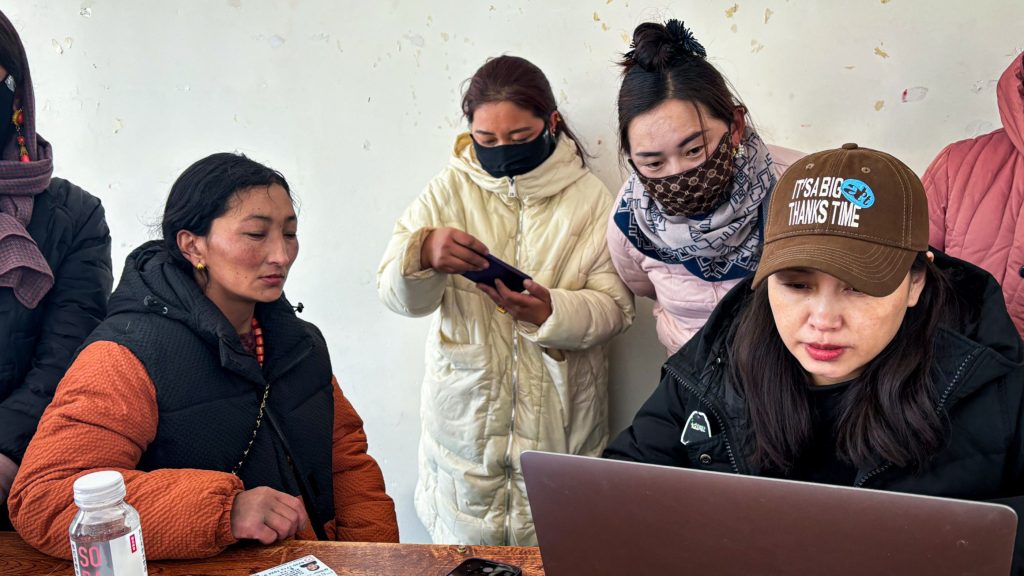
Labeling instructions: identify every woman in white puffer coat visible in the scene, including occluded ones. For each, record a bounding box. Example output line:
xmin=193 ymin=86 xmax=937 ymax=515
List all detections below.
xmin=378 ymin=55 xmax=634 ymax=546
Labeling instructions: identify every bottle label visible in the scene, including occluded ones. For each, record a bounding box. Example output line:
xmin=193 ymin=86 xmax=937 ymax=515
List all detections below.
xmin=70 ymin=527 xmax=148 ymax=576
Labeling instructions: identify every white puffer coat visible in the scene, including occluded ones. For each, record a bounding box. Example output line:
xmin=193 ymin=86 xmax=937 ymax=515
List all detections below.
xmin=378 ymin=133 xmax=634 ymax=545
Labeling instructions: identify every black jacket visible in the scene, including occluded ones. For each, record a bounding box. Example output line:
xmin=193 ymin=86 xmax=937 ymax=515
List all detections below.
xmin=0 ymin=178 xmax=112 ymax=463
xmin=605 ymin=253 xmax=1024 ymax=572
xmin=84 ymin=241 xmax=336 ymax=538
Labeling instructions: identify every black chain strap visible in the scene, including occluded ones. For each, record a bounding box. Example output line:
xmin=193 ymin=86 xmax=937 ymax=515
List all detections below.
xmin=231 ymin=383 xmax=271 ymax=476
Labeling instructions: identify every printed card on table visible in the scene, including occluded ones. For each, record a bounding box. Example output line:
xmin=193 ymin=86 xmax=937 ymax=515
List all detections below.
xmin=252 ymin=554 xmax=338 ymax=576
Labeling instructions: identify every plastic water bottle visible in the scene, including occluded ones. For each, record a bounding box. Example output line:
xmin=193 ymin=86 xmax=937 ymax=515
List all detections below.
xmin=69 ymin=470 xmax=148 ymax=576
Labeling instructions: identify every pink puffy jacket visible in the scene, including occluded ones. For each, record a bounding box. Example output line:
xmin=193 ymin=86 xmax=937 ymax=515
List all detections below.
xmin=923 ymin=54 xmax=1024 ymax=338
xmin=607 ymin=145 xmax=805 ymax=355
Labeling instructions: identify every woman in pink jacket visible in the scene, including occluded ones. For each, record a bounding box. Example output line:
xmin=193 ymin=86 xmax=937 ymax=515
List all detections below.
xmin=606 ymin=20 xmax=802 ymax=355
xmin=923 ymin=53 xmax=1023 ymax=338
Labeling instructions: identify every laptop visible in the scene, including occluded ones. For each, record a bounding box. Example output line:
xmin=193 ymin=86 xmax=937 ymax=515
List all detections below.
xmin=521 ymin=451 xmax=1018 ymax=575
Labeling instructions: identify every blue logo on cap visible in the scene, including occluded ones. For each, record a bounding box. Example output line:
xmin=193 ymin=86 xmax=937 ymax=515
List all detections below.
xmin=840 ymin=179 xmax=875 ymax=208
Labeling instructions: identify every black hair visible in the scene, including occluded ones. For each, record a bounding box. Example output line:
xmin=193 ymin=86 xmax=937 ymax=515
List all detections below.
xmin=617 ymin=20 xmax=742 ymax=155
xmin=731 ymin=253 xmax=954 ymax=473
xmin=161 ymin=152 xmax=291 ymax=270
xmin=462 ymin=55 xmax=589 ymax=166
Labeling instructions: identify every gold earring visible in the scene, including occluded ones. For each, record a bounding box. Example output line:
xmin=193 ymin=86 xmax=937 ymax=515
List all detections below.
xmin=195 ymin=262 xmax=206 ymax=271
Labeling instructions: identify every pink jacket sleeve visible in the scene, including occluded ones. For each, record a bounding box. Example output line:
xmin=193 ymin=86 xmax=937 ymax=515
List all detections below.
xmin=606 ymin=188 xmax=656 ymax=300
xmin=922 ymin=146 xmax=953 ymax=251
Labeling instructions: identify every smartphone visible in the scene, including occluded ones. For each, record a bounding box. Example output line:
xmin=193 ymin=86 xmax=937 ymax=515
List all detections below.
xmin=446 ymin=557 xmax=523 ymax=576
xmin=461 ymin=254 xmax=531 ymax=293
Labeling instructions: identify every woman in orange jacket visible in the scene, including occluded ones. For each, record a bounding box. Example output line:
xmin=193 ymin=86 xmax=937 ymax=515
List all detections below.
xmin=9 ymin=153 xmax=399 ymax=559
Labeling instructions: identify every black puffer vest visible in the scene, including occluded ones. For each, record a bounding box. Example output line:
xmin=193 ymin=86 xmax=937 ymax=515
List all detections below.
xmin=85 ymin=241 xmax=334 ymax=537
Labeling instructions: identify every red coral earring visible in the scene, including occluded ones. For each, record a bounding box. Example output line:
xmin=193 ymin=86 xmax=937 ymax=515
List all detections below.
xmin=12 ymin=109 xmax=28 ymax=162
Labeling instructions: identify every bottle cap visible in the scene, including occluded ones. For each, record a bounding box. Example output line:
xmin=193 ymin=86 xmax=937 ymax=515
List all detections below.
xmin=73 ymin=470 xmax=126 ymax=508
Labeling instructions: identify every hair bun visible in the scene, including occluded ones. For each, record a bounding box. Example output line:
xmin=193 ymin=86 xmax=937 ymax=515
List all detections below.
xmin=623 ymin=19 xmax=706 ymax=72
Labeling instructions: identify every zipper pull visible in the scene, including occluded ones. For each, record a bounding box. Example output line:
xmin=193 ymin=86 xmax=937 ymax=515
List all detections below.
xmin=508 ymin=177 xmax=517 ymax=198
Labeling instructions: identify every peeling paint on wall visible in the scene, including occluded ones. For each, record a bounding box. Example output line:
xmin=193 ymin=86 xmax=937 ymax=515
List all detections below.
xmin=970 ymin=79 xmax=998 ymax=94
xmin=764 ymin=8 xmax=774 ymax=24
xmin=874 ymin=46 xmax=889 ymax=59
xmin=751 ymin=39 xmax=765 ymax=53
xmin=725 ymin=4 xmax=739 ymax=18
xmin=965 ymin=120 xmax=994 ymax=137
xmin=901 ymin=87 xmax=928 ymax=103
xmin=404 ymin=33 xmax=425 ymax=48
xmin=874 ymin=100 xmax=885 ymax=111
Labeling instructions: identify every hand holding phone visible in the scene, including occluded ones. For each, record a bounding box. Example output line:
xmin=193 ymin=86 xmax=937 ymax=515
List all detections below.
xmin=421 ymin=227 xmax=490 ymax=274
xmin=461 ymin=254 xmax=532 ymax=293
xmin=447 ymin=557 xmax=523 ymax=576
xmin=476 ymin=275 xmax=553 ymax=326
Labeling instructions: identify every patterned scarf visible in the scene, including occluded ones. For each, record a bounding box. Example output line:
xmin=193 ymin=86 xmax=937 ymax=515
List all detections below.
xmin=613 ymin=130 xmax=777 ymax=281
xmin=0 ymin=11 xmax=55 ymax=309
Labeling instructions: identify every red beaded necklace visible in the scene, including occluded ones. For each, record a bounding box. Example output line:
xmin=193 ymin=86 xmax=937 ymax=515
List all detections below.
xmin=251 ymin=317 xmax=265 ymax=367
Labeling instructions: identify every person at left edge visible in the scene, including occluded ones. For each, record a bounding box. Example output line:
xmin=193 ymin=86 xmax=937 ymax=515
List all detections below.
xmin=0 ymin=9 xmax=112 ymax=530
xmin=378 ymin=55 xmax=634 ymax=545
xmin=9 ymin=153 xmax=398 ymax=559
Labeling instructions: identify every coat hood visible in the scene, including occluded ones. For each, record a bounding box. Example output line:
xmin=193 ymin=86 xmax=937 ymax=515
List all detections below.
xmin=998 ymin=53 xmax=1024 ymax=155
xmin=448 ymin=132 xmax=591 ymax=204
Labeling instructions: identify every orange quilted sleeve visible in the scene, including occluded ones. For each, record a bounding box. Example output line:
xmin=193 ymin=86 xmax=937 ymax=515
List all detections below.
xmin=326 ymin=376 xmax=399 ymax=542
xmin=8 ymin=341 xmax=243 ymax=560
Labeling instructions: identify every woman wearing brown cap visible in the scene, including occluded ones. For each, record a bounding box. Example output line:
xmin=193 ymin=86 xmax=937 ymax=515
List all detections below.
xmin=605 ymin=143 xmax=1024 ymax=571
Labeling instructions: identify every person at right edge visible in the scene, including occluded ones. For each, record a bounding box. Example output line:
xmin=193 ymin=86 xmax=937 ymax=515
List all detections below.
xmin=923 ymin=52 xmax=1023 ymax=339
xmin=0 ymin=10 xmax=112 ymax=530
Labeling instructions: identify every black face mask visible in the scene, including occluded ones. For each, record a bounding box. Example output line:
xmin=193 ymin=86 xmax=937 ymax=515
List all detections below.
xmin=472 ymin=127 xmax=556 ymax=179
xmin=0 ymin=75 xmax=15 ymax=148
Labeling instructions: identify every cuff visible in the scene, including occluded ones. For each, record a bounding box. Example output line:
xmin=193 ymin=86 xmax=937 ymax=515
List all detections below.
xmin=215 ymin=487 xmax=244 ymax=548
xmin=400 ymin=227 xmax=439 ymax=278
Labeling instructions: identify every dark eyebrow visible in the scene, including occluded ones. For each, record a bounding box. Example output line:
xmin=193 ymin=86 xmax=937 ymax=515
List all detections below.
xmin=633 ymin=130 xmax=707 ymax=158
xmin=473 ymin=126 xmax=535 ymax=137
xmin=243 ymin=214 xmax=298 ymax=223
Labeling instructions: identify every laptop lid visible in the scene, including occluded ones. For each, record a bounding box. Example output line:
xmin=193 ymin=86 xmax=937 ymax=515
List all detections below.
xmin=522 ymin=451 xmax=1017 ymax=576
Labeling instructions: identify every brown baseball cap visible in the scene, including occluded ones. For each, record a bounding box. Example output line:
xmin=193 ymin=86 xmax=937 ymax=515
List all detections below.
xmin=751 ymin=143 xmax=929 ymax=296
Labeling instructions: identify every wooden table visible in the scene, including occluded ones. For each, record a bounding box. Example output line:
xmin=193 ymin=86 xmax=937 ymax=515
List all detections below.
xmin=0 ymin=532 xmax=545 ymax=575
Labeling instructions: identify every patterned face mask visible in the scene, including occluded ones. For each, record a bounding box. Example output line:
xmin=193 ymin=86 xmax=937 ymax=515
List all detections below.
xmin=633 ymin=131 xmax=737 ymax=217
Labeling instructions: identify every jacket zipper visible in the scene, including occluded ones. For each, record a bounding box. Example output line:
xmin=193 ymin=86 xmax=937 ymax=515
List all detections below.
xmin=664 ymin=364 xmax=740 ymax=474
xmin=854 ymin=348 xmax=980 ymax=488
xmin=502 ymin=176 xmax=523 ymax=545
xmin=264 ymin=409 xmax=329 ymax=541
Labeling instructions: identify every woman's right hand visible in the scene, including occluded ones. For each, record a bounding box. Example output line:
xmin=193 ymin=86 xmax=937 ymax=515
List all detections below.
xmin=230 ymin=486 xmax=310 ymax=544
xmin=420 ymin=227 xmax=490 ymax=274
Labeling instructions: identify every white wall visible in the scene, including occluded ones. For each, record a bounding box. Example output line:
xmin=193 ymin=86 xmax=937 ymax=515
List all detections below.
xmin=7 ymin=0 xmax=1019 ymax=543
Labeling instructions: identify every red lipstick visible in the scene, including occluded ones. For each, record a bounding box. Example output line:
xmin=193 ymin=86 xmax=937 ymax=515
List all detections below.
xmin=805 ymin=343 xmax=844 ymax=362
